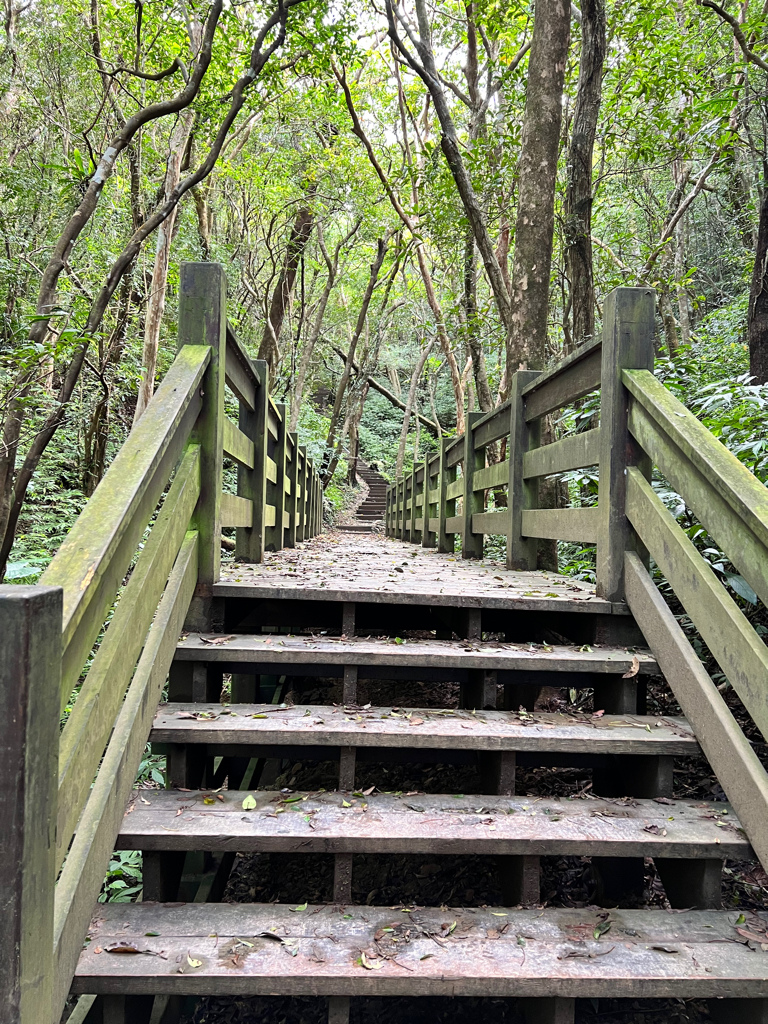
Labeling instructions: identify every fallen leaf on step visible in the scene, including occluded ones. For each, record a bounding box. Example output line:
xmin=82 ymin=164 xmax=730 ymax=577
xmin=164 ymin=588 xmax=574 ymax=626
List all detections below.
xmin=200 ymin=634 xmax=235 ymax=645
xmin=622 ymin=656 xmax=640 ymax=678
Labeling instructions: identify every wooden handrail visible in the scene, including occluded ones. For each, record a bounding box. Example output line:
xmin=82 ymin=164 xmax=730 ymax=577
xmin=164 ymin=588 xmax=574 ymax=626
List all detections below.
xmin=387 ymin=287 xmax=654 ymax=580
xmin=0 ymin=262 xmax=325 ymax=1024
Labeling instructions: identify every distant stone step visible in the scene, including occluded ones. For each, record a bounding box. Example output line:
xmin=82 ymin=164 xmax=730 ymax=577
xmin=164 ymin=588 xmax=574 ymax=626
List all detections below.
xmin=173 ymin=633 xmax=658 ymax=677
xmin=151 ymin=702 xmax=696 ymax=757
xmin=74 ymin=904 xmax=768 ymax=1000
xmin=118 ymin=788 xmax=746 ymax=860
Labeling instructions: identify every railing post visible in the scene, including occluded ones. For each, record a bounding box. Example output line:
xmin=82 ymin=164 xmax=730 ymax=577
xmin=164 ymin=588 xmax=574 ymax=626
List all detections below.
xmin=236 ymin=358 xmax=268 ymax=563
xmin=422 ymin=456 xmax=437 ymax=548
xmin=396 ymin=478 xmax=404 ymax=539
xmin=179 ymin=262 xmax=226 ymax=585
xmin=462 ymin=411 xmax=484 ymax=559
xmin=507 ymin=370 xmax=542 ymax=570
xmin=438 ymin=438 xmax=455 ymax=553
xmin=0 ymin=584 xmax=61 ymax=1024
xmin=596 ymin=287 xmax=655 ymax=601
xmin=297 ymin=445 xmax=308 ymax=542
xmin=286 ymin=433 xmax=299 ymax=548
xmin=308 ymin=460 xmax=316 ymax=537
xmin=406 ymin=465 xmax=416 ymax=543
xmin=266 ymin=402 xmax=287 ymax=551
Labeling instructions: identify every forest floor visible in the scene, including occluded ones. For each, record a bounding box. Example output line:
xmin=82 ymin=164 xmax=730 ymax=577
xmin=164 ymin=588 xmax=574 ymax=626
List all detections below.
xmin=179 ymin=663 xmax=767 ymax=1024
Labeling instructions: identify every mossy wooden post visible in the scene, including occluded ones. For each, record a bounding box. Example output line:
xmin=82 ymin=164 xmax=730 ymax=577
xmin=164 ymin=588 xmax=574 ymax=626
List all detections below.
xmin=438 ymin=437 xmax=456 ymax=553
xmin=308 ymin=461 xmax=316 ymax=537
xmin=1 ymin=585 xmax=61 ymax=1024
xmin=507 ymin=370 xmax=542 ymax=570
xmin=297 ymin=445 xmax=308 ymax=542
xmin=422 ymin=456 xmax=437 ymax=548
xmin=396 ymin=478 xmax=404 ymax=539
xmin=180 ymin=263 xmax=226 ymax=585
xmin=286 ymin=433 xmax=299 ymax=548
xmin=236 ymin=358 xmax=268 ymax=562
xmin=412 ymin=462 xmax=424 ymax=544
xmin=462 ymin=411 xmax=484 ymax=559
xmin=596 ymin=287 xmax=655 ymax=601
xmin=266 ymin=403 xmax=287 ymax=551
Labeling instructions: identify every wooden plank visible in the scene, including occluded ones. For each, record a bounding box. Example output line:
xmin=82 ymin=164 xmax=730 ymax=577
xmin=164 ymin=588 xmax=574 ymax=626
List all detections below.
xmin=236 ymin=358 xmax=268 ymax=563
xmin=444 ymin=437 xmax=464 ymax=468
xmin=283 ymin=511 xmax=290 ymax=528
xmin=222 ymin=417 xmax=255 ymax=469
xmin=0 ymin=585 xmax=60 ymax=1024
xmin=445 ymin=514 xmax=462 ymax=535
xmin=225 ymin=323 xmax=260 ymax=401
xmin=625 ymin=367 xmax=768 ymax=553
xmin=523 ymin=429 xmax=600 ymax=479
xmin=522 ymin=507 xmax=598 ymax=543
xmin=224 ymin=345 xmax=256 ymax=411
xmin=473 ymin=402 xmax=511 ymax=450
xmin=221 ymin=492 xmax=253 ymax=528
xmin=472 ymin=510 xmax=510 ymax=535
xmin=267 ymin=404 xmax=280 ymax=441
xmin=53 ymin=533 xmax=198 ymax=1021
xmin=152 ymin=701 xmax=694 ymax=754
xmin=265 ymin=456 xmax=278 ymax=484
xmin=284 ymin=477 xmax=291 ymax=495
xmin=41 ymin=343 xmax=208 ymax=706
xmin=445 ymin=477 xmax=463 ymax=501
xmin=176 ymin=633 xmax=656 ymax=674
xmin=473 ymin=459 xmax=509 ymax=492
xmin=624 ymin=550 xmax=768 ymax=870
xmin=626 ymin=467 xmax=768 ymax=741
xmin=596 ymin=288 xmax=655 ymax=601
xmin=265 ymin=504 xmax=276 ymax=528
xmin=521 ymin=337 xmax=602 ymax=421
xmin=524 ymin=346 xmax=602 ymax=423
xmin=627 ymin=388 xmax=768 ymax=609
xmin=74 ymin=903 xmax=768 ymax=998
xmin=119 ymin=789 xmax=745 ymax=859
xmin=437 ymin=438 xmax=455 ymax=553
xmin=297 ymin=445 xmax=308 ymax=543
xmin=56 ymin=446 xmax=200 ymax=870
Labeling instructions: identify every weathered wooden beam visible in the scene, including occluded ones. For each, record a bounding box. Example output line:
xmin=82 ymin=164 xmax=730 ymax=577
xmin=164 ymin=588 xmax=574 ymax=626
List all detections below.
xmin=522 ymin=336 xmax=602 ymax=421
xmin=627 ymin=466 xmax=768 ymax=741
xmin=53 ymin=533 xmax=198 ymax=1020
xmin=624 ymin=549 xmax=768 ymax=870
xmin=521 ymin=506 xmax=599 ymax=544
xmin=286 ymin=433 xmax=299 ymax=548
xmin=222 ymin=416 xmax=255 ymax=468
xmin=266 ymin=403 xmax=287 ymax=551
xmin=596 ymin=286 xmax=655 ymax=601
xmin=462 ymin=412 xmax=484 ymax=559
xmin=523 ymin=428 xmax=599 ymax=479
xmin=0 ymin=585 xmax=60 ymax=1024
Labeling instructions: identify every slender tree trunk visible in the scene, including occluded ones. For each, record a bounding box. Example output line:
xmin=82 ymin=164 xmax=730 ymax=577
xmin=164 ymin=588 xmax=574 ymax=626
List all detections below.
xmin=749 ymin=176 xmax=768 ymax=383
xmin=463 ymin=229 xmax=493 ymax=411
xmin=564 ymin=0 xmax=605 ymax=351
xmin=258 ymin=198 xmax=316 ymax=379
xmin=507 ymin=0 xmax=571 ymax=378
xmin=396 ymin=339 xmax=434 ymax=477
xmin=324 ymin=237 xmax=390 ymax=481
xmin=346 ymin=382 xmax=369 ymax=485
xmin=134 ymin=108 xmax=194 ymax=424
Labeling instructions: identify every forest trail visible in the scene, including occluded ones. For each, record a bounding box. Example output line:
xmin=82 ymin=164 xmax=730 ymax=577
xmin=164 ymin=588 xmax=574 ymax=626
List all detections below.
xmin=5 ymin=269 xmax=768 ymax=1024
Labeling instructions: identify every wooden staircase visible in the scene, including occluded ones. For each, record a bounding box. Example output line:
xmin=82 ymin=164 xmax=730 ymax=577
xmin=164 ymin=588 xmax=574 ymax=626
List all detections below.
xmin=338 ymin=461 xmax=388 ymax=532
xmin=4 ymin=271 xmax=768 ymax=1024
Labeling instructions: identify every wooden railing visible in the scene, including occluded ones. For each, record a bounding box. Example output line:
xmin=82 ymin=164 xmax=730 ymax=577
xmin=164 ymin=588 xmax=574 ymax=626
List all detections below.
xmin=387 ymin=283 xmax=768 ymax=872
xmin=0 ymin=262 xmax=322 ymax=1024
xmin=386 ymin=287 xmax=653 ymax=599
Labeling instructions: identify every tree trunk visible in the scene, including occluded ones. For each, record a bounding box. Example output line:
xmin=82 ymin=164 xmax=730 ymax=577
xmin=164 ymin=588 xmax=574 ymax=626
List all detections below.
xmin=507 ymin=0 xmax=571 ymax=377
xmin=463 ymin=229 xmax=493 ymax=412
xmin=133 ymin=108 xmax=194 ymax=424
xmin=346 ymin=382 xmax=369 ymax=485
xmin=564 ymin=0 xmax=605 ymax=351
xmin=749 ymin=178 xmax=768 ymax=383
xmin=396 ymin=339 xmax=434 ymax=477
xmin=324 ymin=236 xmax=390 ymax=481
xmin=258 ymin=199 xmax=316 ymax=379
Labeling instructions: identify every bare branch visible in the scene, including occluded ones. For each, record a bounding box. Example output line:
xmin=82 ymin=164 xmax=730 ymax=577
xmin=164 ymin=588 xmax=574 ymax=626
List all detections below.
xmin=699 ymin=0 xmax=768 ymax=73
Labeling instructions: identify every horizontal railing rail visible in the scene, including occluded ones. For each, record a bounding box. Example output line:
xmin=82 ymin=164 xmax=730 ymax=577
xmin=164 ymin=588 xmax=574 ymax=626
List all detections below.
xmin=386 ymin=287 xmax=654 ymax=599
xmin=0 ymin=262 xmax=323 ymax=1023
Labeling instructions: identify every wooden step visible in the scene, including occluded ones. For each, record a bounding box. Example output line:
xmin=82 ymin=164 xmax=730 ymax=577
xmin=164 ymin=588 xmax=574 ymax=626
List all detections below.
xmin=174 ymin=635 xmax=657 ymax=675
xmin=215 ymin=546 xmax=617 ymax=615
xmin=151 ymin=703 xmax=696 ymax=755
xmin=118 ymin=789 xmax=748 ymax=859
xmin=73 ymin=904 xmax=768 ymax=998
